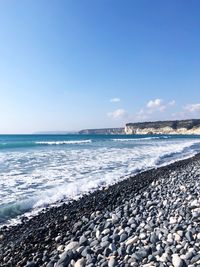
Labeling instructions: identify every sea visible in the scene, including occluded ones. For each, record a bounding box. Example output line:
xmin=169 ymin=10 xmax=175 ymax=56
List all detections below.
xmin=1 ymin=134 xmax=200 ymax=225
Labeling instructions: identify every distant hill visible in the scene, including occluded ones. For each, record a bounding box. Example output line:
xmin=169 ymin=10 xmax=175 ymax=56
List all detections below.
xmin=34 ymin=131 xmax=78 ymax=134
xmin=125 ymin=119 xmax=200 ymax=134
xmin=79 ymin=128 xmax=124 ymax=135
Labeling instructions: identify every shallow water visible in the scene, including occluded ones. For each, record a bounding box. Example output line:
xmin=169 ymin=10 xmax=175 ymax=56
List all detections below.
xmin=1 ymin=134 xmax=200 ymax=224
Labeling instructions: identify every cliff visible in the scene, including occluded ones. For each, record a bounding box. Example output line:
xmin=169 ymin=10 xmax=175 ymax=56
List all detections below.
xmin=125 ymin=119 xmax=200 ymax=135
xmin=79 ymin=119 xmax=200 ymax=135
xmin=79 ymin=128 xmax=124 ymax=135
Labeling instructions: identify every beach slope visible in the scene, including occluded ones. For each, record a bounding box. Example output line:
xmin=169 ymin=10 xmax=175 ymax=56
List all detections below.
xmin=0 ymin=155 xmax=200 ymax=267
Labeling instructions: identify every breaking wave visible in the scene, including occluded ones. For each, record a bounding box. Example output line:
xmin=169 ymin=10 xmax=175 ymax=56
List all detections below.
xmin=0 ymin=140 xmax=92 ymax=149
xmin=1 ymin=137 xmax=200 ymax=225
xmin=35 ymin=140 xmax=92 ymax=145
xmin=112 ymin=136 xmax=166 ymax=141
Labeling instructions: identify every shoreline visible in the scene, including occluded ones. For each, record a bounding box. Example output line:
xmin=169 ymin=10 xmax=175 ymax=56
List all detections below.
xmin=1 ymin=151 xmax=198 ymax=228
xmin=0 ymin=154 xmax=200 ymax=266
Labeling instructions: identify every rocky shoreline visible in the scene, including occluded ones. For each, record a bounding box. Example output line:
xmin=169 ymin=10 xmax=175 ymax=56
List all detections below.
xmin=0 ymin=155 xmax=200 ymax=267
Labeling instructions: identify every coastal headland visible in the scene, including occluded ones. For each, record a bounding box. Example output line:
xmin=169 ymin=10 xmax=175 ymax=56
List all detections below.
xmin=0 ymin=154 xmax=200 ymax=266
xmin=79 ymin=119 xmax=200 ymax=135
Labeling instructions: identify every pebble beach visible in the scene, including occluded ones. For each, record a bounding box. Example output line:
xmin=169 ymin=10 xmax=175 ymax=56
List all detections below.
xmin=1 ymin=1 xmax=200 ymax=266
xmin=0 ymin=154 xmax=200 ymax=267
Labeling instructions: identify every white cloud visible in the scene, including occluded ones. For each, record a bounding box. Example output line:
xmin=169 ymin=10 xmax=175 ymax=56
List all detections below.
xmin=110 ymin=97 xmax=121 ymax=103
xmin=184 ymin=103 xmax=200 ymax=113
xmin=169 ymin=103 xmax=200 ymax=120
xmin=146 ymin=98 xmax=176 ymax=112
xmin=134 ymin=98 xmax=176 ymax=121
xmin=107 ymin=98 xmax=177 ymax=123
xmin=147 ymin=98 xmax=163 ymax=109
xmin=107 ymin=108 xmax=127 ymax=120
xmin=146 ymin=98 xmax=167 ymax=113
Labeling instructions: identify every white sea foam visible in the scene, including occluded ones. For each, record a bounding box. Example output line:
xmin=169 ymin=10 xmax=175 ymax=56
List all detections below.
xmin=112 ymin=137 xmax=161 ymax=141
xmin=0 ymin=137 xmax=200 ymax=225
xmin=35 ymin=140 xmax=92 ymax=145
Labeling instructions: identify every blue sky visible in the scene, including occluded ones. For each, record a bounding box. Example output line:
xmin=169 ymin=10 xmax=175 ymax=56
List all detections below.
xmin=0 ymin=0 xmax=200 ymax=133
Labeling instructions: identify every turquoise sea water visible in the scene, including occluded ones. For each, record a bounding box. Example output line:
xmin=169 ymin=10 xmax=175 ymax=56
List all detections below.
xmin=1 ymin=134 xmax=200 ymax=225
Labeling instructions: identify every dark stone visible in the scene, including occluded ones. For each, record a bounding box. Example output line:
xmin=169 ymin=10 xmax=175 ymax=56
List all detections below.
xmin=103 ymin=247 xmax=111 ymax=257
xmin=135 ymin=249 xmax=148 ymax=259
xmin=55 ymin=251 xmax=75 ymax=267
xmin=100 ymin=241 xmax=110 ymax=248
xmin=191 ymin=254 xmax=200 ymax=264
xmin=47 ymin=261 xmax=56 ymax=267
xmin=81 ymin=247 xmax=92 ymax=257
xmin=148 ymin=255 xmax=156 ymax=262
xmin=185 ymin=251 xmax=194 ymax=260
xmin=25 ymin=262 xmax=38 ymax=267
xmin=112 ymin=234 xmax=120 ymax=242
xmin=185 ymin=231 xmax=193 ymax=242
xmin=120 ymin=233 xmax=128 ymax=242
xmin=117 ymin=246 xmax=126 ymax=257
xmin=150 ymin=233 xmax=158 ymax=243
xmin=79 ymin=235 xmax=88 ymax=246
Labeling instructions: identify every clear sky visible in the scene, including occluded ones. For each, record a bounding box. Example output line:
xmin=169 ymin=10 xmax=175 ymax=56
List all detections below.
xmin=0 ymin=0 xmax=200 ymax=133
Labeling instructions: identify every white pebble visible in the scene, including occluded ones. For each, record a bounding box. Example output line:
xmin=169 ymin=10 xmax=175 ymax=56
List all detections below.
xmin=125 ymin=236 xmax=138 ymax=246
xmin=75 ymin=258 xmax=86 ymax=267
xmin=172 ymin=254 xmax=183 ymax=267
xmin=169 ymin=217 xmax=177 ymax=224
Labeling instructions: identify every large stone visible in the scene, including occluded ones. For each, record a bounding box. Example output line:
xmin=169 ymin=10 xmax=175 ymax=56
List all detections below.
xmin=170 ymin=217 xmax=177 ymax=224
xmin=57 ymin=245 xmax=65 ymax=252
xmin=96 ymin=230 xmax=101 ymax=239
xmin=185 ymin=251 xmax=194 ymax=260
xmin=120 ymin=233 xmax=128 ymax=242
xmin=64 ymin=241 xmax=79 ymax=252
xmin=135 ymin=249 xmax=148 ymax=259
xmin=25 ymin=262 xmax=37 ymax=267
xmin=190 ymin=199 xmax=199 ymax=208
xmin=109 ymin=243 xmax=117 ymax=252
xmin=104 ymin=247 xmax=111 ymax=257
xmin=108 ymin=256 xmax=116 ymax=267
xmin=47 ymin=261 xmax=56 ymax=267
xmin=102 ymin=228 xmax=111 ymax=235
xmin=159 ymin=253 xmax=169 ymax=262
xmin=191 ymin=254 xmax=200 ymax=264
xmin=79 ymin=235 xmax=88 ymax=246
xmin=117 ymin=246 xmax=126 ymax=257
xmin=150 ymin=233 xmax=158 ymax=244
xmin=125 ymin=236 xmax=138 ymax=246
xmin=112 ymin=214 xmax=119 ymax=224
xmin=127 ymin=218 xmax=135 ymax=225
xmin=172 ymin=254 xmax=184 ymax=267
xmin=174 ymin=233 xmax=181 ymax=242
xmin=56 ymin=251 xmax=73 ymax=267
xmin=74 ymin=258 xmax=86 ymax=267
xmin=185 ymin=231 xmax=193 ymax=242
xmin=55 ymin=235 xmax=62 ymax=242
xmin=140 ymin=232 xmax=146 ymax=240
